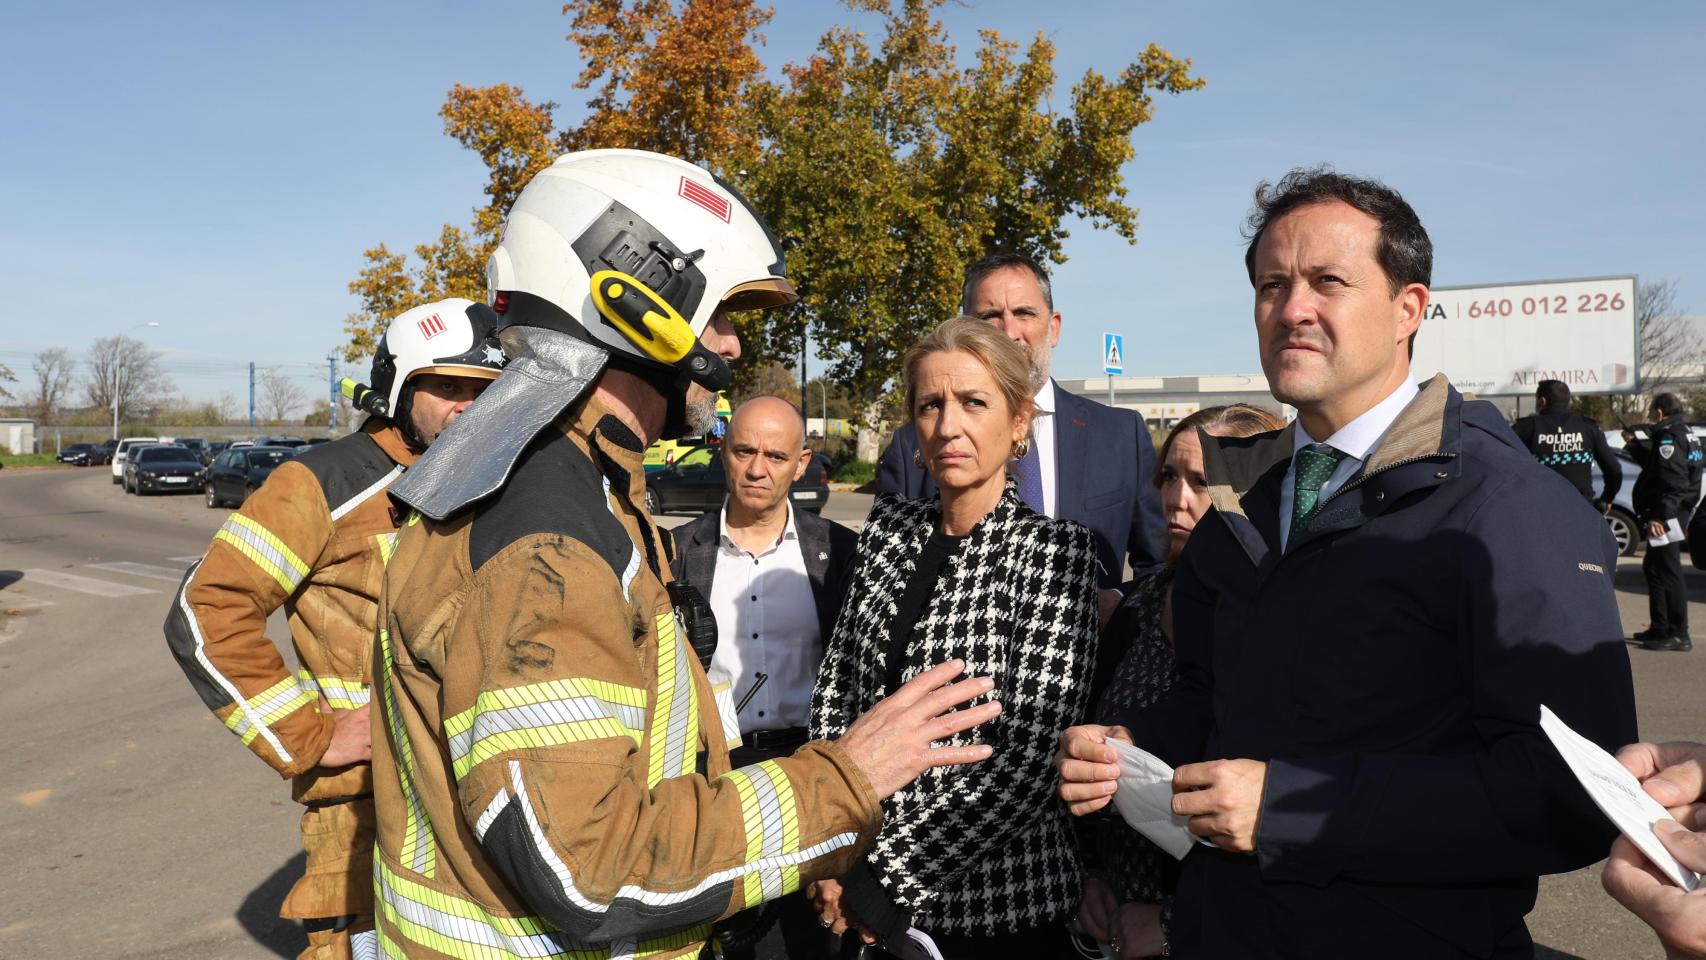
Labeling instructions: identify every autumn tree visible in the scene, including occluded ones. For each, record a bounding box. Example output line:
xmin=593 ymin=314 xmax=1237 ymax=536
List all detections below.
xmin=85 ymin=336 xmax=167 ymax=422
xmin=346 ymin=0 xmax=1202 ymax=458
xmin=804 ymin=375 xmax=853 ymax=421
xmin=745 ymin=0 xmax=1202 ymax=456
xmin=728 ymin=360 xmax=802 ymax=409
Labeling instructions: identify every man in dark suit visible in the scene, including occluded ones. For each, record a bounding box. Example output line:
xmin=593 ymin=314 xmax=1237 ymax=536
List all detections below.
xmin=878 ymin=253 xmax=1164 ymax=624
xmin=670 ymin=395 xmax=858 ymax=960
xmin=1057 ymin=169 xmax=1637 ymax=958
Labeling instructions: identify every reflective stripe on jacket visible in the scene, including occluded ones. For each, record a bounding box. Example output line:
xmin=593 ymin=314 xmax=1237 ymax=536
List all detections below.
xmin=165 ymin=420 xmax=413 ymax=799
xmin=371 ymin=394 xmax=881 ymax=960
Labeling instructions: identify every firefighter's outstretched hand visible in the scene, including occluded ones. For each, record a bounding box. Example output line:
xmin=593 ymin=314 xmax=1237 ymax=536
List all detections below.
xmin=836 ymin=659 xmax=1000 ymax=801
xmin=319 ymin=699 xmax=372 ymax=768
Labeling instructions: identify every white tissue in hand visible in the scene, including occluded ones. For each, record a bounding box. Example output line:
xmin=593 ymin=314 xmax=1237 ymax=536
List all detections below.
xmin=1106 ymin=738 xmax=1200 ymax=860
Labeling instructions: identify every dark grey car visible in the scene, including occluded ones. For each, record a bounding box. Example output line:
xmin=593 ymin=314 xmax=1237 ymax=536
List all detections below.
xmin=643 ymin=445 xmax=830 ymax=516
xmin=203 ymin=446 xmax=297 ymax=508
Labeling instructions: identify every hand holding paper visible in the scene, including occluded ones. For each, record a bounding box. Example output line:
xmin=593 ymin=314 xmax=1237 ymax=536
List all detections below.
xmin=1104 ymin=739 xmax=1205 ymax=860
xmin=1541 ymin=705 xmax=1700 ymax=891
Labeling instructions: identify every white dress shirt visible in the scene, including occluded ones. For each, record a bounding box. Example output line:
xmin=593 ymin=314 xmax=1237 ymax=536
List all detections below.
xmin=705 ymin=502 xmax=821 ymax=735
xmin=1032 ymin=378 xmax=1058 ymax=517
xmin=1278 ymin=379 xmax=1421 ymax=551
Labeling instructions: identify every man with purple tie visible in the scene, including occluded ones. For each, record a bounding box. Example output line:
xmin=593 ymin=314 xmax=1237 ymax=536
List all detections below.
xmin=878 ymin=253 xmax=1165 ymax=626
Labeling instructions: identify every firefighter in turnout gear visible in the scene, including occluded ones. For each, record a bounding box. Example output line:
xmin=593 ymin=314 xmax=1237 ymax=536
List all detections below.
xmin=1512 ymin=379 xmax=1621 ymax=510
xmin=370 ymin=149 xmax=1002 ymax=960
xmin=165 ymin=300 xmax=505 ymax=960
xmin=1624 ymin=392 xmax=1703 ymax=652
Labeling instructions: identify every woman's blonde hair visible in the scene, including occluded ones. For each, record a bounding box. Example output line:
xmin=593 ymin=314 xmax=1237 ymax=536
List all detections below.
xmin=901 ymin=315 xmax=1042 ymax=431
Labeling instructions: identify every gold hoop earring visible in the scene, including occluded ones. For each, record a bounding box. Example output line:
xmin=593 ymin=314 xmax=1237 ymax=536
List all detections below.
xmin=1013 ymin=438 xmax=1030 ymax=460
xmin=911 ymin=449 xmax=925 ymax=468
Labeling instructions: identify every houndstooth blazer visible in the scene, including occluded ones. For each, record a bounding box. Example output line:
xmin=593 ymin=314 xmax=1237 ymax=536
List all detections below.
xmin=809 ymin=485 xmax=1100 ymax=936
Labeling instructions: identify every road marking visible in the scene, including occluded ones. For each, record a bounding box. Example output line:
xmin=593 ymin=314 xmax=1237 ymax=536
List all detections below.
xmin=169 ymin=555 xmax=203 ymax=563
xmin=0 ymin=595 xmax=55 ymax=611
xmin=18 ymin=569 xmax=155 ymax=597
xmin=87 ymin=561 xmax=190 ymax=583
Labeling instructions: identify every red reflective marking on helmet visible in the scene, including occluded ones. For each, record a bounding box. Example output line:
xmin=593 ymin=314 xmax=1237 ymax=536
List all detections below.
xmin=417 ymin=314 xmax=446 ymax=339
xmin=679 ymin=176 xmax=732 ymax=223
xmin=492 ymin=292 xmax=510 ymax=314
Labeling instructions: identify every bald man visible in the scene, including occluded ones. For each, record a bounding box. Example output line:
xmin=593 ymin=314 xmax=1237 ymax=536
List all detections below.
xmin=670 ymin=396 xmax=859 ymax=958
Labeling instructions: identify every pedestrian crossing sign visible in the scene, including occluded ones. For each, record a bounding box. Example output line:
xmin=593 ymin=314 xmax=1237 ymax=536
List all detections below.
xmin=1103 ymin=333 xmax=1124 ymax=375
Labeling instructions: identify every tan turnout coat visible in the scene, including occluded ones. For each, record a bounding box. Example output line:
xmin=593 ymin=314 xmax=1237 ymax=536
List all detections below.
xmin=167 ymin=420 xmax=415 ymax=920
xmin=370 ymin=395 xmax=881 ymax=960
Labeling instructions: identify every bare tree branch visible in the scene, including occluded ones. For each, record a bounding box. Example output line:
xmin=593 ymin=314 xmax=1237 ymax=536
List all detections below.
xmin=84 ymin=336 xmax=166 ymax=421
xmin=258 ymin=368 xmax=308 ymax=424
xmin=29 ymin=348 xmax=74 ymax=422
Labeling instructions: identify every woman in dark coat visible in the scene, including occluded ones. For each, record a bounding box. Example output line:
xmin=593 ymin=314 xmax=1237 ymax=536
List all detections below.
xmin=1071 ymin=403 xmax=1284 ymax=959
xmin=808 ymin=315 xmax=1101 ymax=958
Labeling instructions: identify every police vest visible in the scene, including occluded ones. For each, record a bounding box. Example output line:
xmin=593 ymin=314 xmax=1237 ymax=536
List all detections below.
xmin=1517 ymin=410 xmax=1599 ymax=500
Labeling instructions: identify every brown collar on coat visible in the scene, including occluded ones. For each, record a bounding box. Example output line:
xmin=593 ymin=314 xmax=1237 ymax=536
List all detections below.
xmin=1202 ymin=373 xmax=1454 ymax=522
xmin=365 ymin=418 xmax=418 ymax=468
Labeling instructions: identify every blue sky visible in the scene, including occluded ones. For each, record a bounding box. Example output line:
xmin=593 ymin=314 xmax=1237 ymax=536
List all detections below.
xmin=2 ymin=0 xmax=1701 ymax=405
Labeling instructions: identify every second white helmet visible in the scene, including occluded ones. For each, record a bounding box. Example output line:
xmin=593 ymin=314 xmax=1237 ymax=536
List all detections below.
xmin=371 ymin=298 xmax=507 ymax=418
xmin=486 ymin=149 xmax=795 ymax=391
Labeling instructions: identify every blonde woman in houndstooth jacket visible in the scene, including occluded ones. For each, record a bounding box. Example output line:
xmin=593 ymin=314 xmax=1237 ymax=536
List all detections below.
xmin=809 ymin=315 xmax=1101 ymax=958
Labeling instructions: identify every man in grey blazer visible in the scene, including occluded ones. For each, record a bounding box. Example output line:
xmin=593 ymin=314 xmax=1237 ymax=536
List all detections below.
xmin=670 ymin=395 xmax=859 ymax=959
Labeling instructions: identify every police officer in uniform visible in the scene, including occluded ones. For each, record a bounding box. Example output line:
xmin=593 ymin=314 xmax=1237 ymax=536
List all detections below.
xmin=1512 ymin=379 xmax=1621 ymax=512
xmin=1624 ymin=392 xmax=1702 ymax=652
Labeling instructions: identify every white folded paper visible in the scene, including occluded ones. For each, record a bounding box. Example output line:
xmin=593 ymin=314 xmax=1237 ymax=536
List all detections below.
xmin=1539 ymin=705 xmax=1701 ymax=891
xmin=884 ymin=927 xmax=944 ymax=960
xmin=1647 ymin=517 xmax=1686 ymax=548
xmin=1106 ymin=738 xmax=1204 ymax=860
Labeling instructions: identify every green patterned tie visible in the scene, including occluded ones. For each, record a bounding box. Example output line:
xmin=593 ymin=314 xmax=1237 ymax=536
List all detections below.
xmin=1289 ymin=443 xmax=1348 ymax=543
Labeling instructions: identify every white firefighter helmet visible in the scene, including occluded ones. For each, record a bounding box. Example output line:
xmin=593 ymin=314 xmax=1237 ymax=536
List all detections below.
xmin=371 ymin=298 xmax=507 ymax=419
xmin=486 ymin=149 xmax=795 ymax=391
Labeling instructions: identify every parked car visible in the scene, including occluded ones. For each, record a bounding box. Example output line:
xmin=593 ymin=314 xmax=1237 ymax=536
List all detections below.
xmin=1596 ymin=447 xmax=1706 ymax=558
xmin=56 ymin=443 xmax=103 ymax=466
xmin=204 ymin=445 xmax=297 ymax=508
xmin=173 ymin=437 xmax=213 ymax=465
xmin=256 ymin=435 xmax=309 ymax=448
xmin=643 ymin=445 xmax=831 ymax=516
xmin=110 ymin=437 xmax=161 ymax=484
xmin=124 ymin=444 xmax=205 ymax=495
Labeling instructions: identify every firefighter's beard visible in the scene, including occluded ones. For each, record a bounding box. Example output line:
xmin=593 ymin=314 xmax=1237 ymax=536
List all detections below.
xmin=684 ymin=386 xmax=719 ymax=436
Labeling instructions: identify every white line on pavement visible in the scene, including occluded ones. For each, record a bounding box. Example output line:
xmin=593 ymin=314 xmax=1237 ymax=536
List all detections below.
xmin=0 ymin=595 xmax=55 ymax=611
xmin=168 ymin=555 xmax=202 ymax=563
xmin=86 ymin=562 xmax=191 ymax=583
xmin=19 ymin=569 xmax=156 ymax=598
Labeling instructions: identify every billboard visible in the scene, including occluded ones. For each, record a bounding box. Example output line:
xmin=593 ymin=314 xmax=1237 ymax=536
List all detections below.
xmin=1410 ymin=275 xmax=1637 ymax=396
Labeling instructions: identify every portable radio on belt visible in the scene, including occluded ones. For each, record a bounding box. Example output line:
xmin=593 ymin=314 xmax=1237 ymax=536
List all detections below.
xmin=666 ymin=580 xmax=718 ymax=671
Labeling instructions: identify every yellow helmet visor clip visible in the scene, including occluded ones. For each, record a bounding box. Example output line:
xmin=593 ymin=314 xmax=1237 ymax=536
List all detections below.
xmin=589 ymin=269 xmax=696 ymax=364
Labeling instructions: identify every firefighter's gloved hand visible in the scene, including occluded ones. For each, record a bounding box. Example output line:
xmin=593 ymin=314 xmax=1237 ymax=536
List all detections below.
xmin=836 ymin=659 xmax=1000 ymax=801
xmin=318 ymin=698 xmax=372 ymax=768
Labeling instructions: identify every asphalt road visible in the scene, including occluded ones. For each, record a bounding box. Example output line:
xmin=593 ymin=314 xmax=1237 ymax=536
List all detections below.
xmin=1 ymin=467 xmax=1700 ymax=959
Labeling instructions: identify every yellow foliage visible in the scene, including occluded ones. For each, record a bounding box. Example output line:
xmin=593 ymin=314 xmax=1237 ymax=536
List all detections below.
xmin=342 ymin=0 xmax=1203 ymax=408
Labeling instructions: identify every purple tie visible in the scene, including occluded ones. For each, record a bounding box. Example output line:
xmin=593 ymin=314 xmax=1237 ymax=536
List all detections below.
xmin=1012 ymin=443 xmax=1045 ymax=514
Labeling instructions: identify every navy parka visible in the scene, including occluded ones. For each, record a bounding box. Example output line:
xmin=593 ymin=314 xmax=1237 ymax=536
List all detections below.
xmin=1120 ymin=375 xmax=1639 ymax=959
